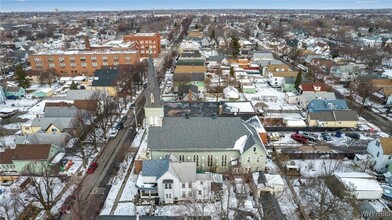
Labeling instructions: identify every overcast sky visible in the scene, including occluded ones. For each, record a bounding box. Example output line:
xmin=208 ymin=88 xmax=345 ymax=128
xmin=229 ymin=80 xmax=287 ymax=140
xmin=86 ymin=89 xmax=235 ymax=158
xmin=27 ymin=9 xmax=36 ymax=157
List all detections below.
xmin=1 ymin=0 xmax=391 ymax=12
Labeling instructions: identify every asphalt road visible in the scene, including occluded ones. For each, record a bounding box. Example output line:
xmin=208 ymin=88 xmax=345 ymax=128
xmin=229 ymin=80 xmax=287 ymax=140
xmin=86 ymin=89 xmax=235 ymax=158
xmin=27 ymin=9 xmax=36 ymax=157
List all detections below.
xmin=60 ymin=108 xmax=138 ymax=220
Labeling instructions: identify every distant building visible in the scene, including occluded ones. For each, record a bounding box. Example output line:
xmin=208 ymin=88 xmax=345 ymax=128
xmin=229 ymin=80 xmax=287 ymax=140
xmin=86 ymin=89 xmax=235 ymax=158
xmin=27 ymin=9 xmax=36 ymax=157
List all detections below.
xmin=123 ymin=33 xmax=161 ymax=58
xmin=367 ymin=138 xmax=392 ymax=173
xmin=30 ymin=50 xmax=139 ymax=76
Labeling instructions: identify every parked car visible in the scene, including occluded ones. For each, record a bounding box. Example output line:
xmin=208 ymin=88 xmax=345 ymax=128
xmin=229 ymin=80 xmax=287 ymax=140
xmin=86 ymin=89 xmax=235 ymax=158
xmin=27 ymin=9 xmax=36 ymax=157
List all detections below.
xmin=346 ymin=132 xmax=360 ymax=139
xmin=6 ymin=95 xmax=18 ymax=100
xmin=121 ymin=115 xmax=128 ymax=123
xmin=269 ymin=132 xmax=281 ymax=141
xmin=115 ymin=122 xmax=123 ymax=130
xmin=108 ymin=128 xmax=118 ymax=139
xmin=321 ymin=132 xmax=332 ymax=141
xmin=0 ymin=180 xmax=13 ymax=186
xmin=87 ymin=162 xmax=98 ymax=174
xmin=59 ymin=195 xmax=75 ymax=214
xmin=291 ymin=134 xmax=307 ymax=144
xmin=298 ymin=131 xmax=318 ymax=141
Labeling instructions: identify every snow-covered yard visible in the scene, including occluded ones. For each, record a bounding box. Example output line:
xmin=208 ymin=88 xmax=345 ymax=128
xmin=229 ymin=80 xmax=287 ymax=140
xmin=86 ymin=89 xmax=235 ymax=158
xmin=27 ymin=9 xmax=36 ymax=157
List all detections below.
xmin=285 ymin=159 xmax=358 ymax=177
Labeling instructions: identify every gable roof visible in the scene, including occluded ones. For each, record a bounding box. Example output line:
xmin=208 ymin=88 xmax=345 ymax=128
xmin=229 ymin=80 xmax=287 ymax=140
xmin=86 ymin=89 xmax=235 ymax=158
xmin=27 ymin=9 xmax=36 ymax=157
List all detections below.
xmin=142 ymin=159 xmax=170 ymax=177
xmin=44 ymin=106 xmax=78 ymax=118
xmin=0 ymin=148 xmax=16 ymax=164
xmin=174 ymin=66 xmax=207 ymax=74
xmin=300 ymin=83 xmax=328 ymax=92
xmin=31 ymin=117 xmax=74 ymax=131
xmin=66 ymin=90 xmax=97 ymax=100
xmin=14 ymin=133 xmax=71 ymax=148
xmin=148 ymin=117 xmax=265 ymax=153
xmin=308 ymin=110 xmax=358 ymax=121
xmin=380 ymin=138 xmax=392 ymax=155
xmin=308 ymin=99 xmax=348 ymax=112
xmin=13 ymin=144 xmax=52 ymax=161
xmin=6 ymin=86 xmax=22 ymax=92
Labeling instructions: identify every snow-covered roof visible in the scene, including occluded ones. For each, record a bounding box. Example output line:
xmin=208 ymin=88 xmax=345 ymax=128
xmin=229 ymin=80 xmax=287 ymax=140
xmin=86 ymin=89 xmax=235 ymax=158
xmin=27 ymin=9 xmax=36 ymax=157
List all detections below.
xmin=264 ymin=174 xmax=284 ymax=186
xmin=340 ymin=178 xmax=382 ymax=192
xmin=51 ymin=152 xmax=66 ymax=164
xmin=334 ymin=172 xmax=375 ymax=179
xmin=233 ymin=135 xmax=248 ymax=154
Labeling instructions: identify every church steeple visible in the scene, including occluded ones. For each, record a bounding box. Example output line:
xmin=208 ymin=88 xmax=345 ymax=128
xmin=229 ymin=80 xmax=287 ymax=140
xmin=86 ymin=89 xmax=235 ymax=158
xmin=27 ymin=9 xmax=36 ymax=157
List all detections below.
xmin=145 ymin=52 xmax=162 ymax=108
xmin=144 ymin=50 xmax=164 ymax=127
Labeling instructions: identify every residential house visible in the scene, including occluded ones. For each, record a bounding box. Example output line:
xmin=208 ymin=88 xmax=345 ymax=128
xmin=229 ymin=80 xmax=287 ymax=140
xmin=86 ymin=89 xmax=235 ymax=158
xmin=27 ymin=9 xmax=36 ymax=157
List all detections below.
xmin=307 ymin=110 xmax=358 ymax=128
xmin=333 ymin=172 xmax=382 ymax=200
xmin=207 ymin=56 xmax=228 ymax=69
xmin=177 ymin=84 xmax=199 ymax=101
xmin=66 ymin=90 xmax=98 ymax=111
xmin=89 ymin=68 xmax=120 ymax=96
xmin=136 ymin=158 xmax=223 ymax=204
xmin=330 ymin=65 xmax=361 ymax=82
xmin=299 ymin=92 xmax=336 ymax=109
xmin=284 ymin=92 xmax=301 ymax=105
xmin=223 ymin=86 xmax=240 ymax=100
xmin=0 ymin=143 xmax=62 ymax=175
xmin=173 ymin=65 xmax=206 ymax=91
xmin=367 ymin=138 xmax=392 ymax=173
xmin=307 ymin=99 xmax=349 ymax=112
xmin=282 ymin=76 xmax=296 ymax=92
xmin=33 ymin=88 xmax=54 ymax=98
xmin=5 ymin=86 xmax=26 ymax=98
xmin=22 ymin=106 xmax=79 ymax=134
xmin=266 ymin=64 xmax=298 ymax=88
xmin=252 ymin=172 xmax=284 ymax=196
xmin=0 ymin=85 xmax=6 ymax=103
xmin=252 ymin=51 xmax=274 ymax=61
xmin=298 ymin=82 xmax=328 ymax=94
xmin=382 ymin=57 xmax=392 ymax=67
xmin=369 ymin=79 xmax=392 ymax=104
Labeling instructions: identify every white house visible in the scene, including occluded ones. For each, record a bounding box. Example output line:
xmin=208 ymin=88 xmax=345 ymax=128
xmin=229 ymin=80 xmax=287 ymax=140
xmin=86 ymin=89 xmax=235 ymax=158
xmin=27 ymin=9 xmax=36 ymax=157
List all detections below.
xmin=333 ymin=172 xmax=382 ymax=200
xmin=136 ymin=158 xmax=223 ymax=204
xmin=285 ymin=92 xmax=301 ymax=104
xmin=252 ymin=172 xmax=284 ymax=196
xmin=223 ymin=86 xmax=240 ymax=100
xmin=367 ymin=138 xmax=392 ymax=173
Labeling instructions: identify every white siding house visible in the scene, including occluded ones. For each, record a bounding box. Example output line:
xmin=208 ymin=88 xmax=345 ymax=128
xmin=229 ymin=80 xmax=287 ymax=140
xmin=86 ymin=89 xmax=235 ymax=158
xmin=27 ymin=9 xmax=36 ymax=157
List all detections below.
xmin=367 ymin=138 xmax=392 ymax=173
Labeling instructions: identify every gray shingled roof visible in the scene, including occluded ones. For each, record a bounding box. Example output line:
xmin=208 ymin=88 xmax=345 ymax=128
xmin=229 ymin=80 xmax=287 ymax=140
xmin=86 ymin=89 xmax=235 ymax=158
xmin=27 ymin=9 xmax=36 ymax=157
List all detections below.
xmin=14 ymin=133 xmax=71 ymax=148
xmin=333 ymin=110 xmax=359 ymax=121
xmin=142 ymin=159 xmax=169 ymax=177
xmin=66 ymin=90 xmax=97 ymax=100
xmin=308 ymin=110 xmax=358 ymax=121
xmin=148 ymin=117 xmax=265 ymax=154
xmin=44 ymin=106 xmax=78 ymax=118
xmin=30 ymin=117 xmax=74 ymax=131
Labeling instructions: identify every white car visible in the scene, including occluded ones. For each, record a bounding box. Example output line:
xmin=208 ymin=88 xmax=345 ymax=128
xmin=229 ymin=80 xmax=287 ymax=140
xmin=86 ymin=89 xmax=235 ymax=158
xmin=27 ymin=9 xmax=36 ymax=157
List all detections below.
xmin=108 ymin=128 xmax=118 ymax=139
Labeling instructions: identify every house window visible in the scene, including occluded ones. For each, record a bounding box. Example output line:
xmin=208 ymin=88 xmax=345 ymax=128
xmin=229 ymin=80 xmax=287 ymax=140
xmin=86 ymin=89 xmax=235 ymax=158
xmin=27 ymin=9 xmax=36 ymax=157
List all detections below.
xmin=125 ymin=56 xmax=131 ymax=60
xmin=92 ymin=62 xmax=98 ymax=67
xmin=198 ymin=190 xmax=202 ymax=195
xmin=377 ymin=152 xmax=380 ymax=157
xmin=60 ymin=63 xmax=66 ymax=67
xmin=102 ymin=56 xmax=108 ymax=60
xmin=58 ymin=57 xmax=64 ymax=62
xmin=207 ymin=155 xmax=213 ymax=167
xmin=70 ymin=63 xmax=76 ymax=68
xmin=70 ymin=57 xmax=75 ymax=61
xmin=51 ymin=128 xmax=57 ymax=133
xmin=179 ymin=154 xmax=185 ymax=162
xmin=80 ymin=57 xmax=86 ymax=61
xmin=165 ymin=183 xmax=172 ymax=189
xmin=113 ymin=56 xmax=119 ymax=61
xmin=253 ymin=147 xmax=256 ymax=152
xmin=48 ymin=63 xmax=55 ymax=68
xmin=376 ymin=141 xmax=380 ymax=147
xmin=234 ymin=168 xmax=239 ymax=174
xmin=221 ymin=154 xmax=227 ymax=167
xmin=256 ymin=157 xmax=260 ymax=163
xmin=182 ymin=183 xmax=185 ymax=188
xmin=114 ymin=62 xmax=119 ymax=66
xmin=194 ymin=154 xmax=199 ymax=166
xmin=247 ymin=156 xmax=251 ymax=163
xmin=182 ymin=191 xmax=186 ymax=198
xmin=91 ymin=56 xmax=97 ymax=61
xmin=188 ymin=191 xmax=192 ymax=197
xmin=386 ymin=164 xmax=389 ymax=169
xmin=103 ymin=62 xmax=108 ymax=66
xmin=34 ymin=57 xmax=41 ymax=62
xmin=189 ymin=182 xmax=192 ymax=188
xmin=200 ymin=181 xmax=203 ymax=185
xmin=81 ymin=62 xmax=87 ymax=67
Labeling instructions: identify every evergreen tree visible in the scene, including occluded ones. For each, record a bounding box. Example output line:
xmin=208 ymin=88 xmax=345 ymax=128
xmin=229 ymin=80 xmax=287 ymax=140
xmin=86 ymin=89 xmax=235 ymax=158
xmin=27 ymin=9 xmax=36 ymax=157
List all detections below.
xmin=229 ymin=33 xmax=241 ymax=57
xmin=295 ymin=69 xmax=302 ymax=89
xmin=210 ymin=29 xmax=216 ymax=40
xmin=70 ymin=81 xmax=78 ymax=90
xmin=15 ymin=64 xmax=30 ymax=88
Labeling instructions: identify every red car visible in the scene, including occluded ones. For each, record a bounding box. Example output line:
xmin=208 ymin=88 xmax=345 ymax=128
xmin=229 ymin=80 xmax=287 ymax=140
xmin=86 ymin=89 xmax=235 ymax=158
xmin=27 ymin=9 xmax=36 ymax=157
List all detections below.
xmin=87 ymin=162 xmax=98 ymax=174
xmin=291 ymin=134 xmax=307 ymax=144
xmin=59 ymin=195 xmax=75 ymax=214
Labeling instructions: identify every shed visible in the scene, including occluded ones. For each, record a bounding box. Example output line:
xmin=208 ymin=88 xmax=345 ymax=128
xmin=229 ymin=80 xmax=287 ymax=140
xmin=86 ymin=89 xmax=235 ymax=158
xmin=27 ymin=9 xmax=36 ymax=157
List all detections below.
xmin=333 ymin=172 xmax=383 ymax=200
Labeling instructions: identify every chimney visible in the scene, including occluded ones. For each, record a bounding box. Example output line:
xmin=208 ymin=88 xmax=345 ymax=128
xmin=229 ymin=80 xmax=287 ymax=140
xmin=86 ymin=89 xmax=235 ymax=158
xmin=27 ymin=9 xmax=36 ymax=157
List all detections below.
xmin=84 ymin=35 xmax=91 ymax=51
xmin=188 ymin=89 xmax=193 ymax=103
xmin=218 ymin=105 xmax=223 ymax=115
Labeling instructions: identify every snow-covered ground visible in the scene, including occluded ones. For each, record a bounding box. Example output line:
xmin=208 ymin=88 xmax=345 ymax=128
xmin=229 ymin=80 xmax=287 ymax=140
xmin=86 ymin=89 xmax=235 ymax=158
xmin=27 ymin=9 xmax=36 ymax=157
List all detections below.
xmin=100 ymin=129 xmax=145 ymax=215
xmin=0 ymin=135 xmax=16 ymax=148
xmin=285 ymin=159 xmax=358 ymax=177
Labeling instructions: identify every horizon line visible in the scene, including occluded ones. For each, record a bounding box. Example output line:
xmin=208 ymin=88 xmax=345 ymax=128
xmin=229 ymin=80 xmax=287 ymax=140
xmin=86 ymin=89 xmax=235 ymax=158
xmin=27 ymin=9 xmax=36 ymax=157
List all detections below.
xmin=2 ymin=8 xmax=392 ymax=13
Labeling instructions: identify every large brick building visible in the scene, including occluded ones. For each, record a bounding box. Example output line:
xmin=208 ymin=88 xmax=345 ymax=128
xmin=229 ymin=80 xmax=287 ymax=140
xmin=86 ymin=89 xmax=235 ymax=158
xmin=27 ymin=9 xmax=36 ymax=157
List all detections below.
xmin=123 ymin=33 xmax=161 ymax=58
xmin=29 ymin=50 xmax=140 ymax=76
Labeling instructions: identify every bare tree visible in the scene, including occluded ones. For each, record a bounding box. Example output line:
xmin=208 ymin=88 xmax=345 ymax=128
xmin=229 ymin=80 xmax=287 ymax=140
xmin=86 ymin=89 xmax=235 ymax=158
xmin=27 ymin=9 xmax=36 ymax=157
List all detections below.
xmin=0 ymin=187 xmax=26 ymax=220
xmin=300 ymin=176 xmax=355 ymax=220
xmin=22 ymin=162 xmax=60 ymax=219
